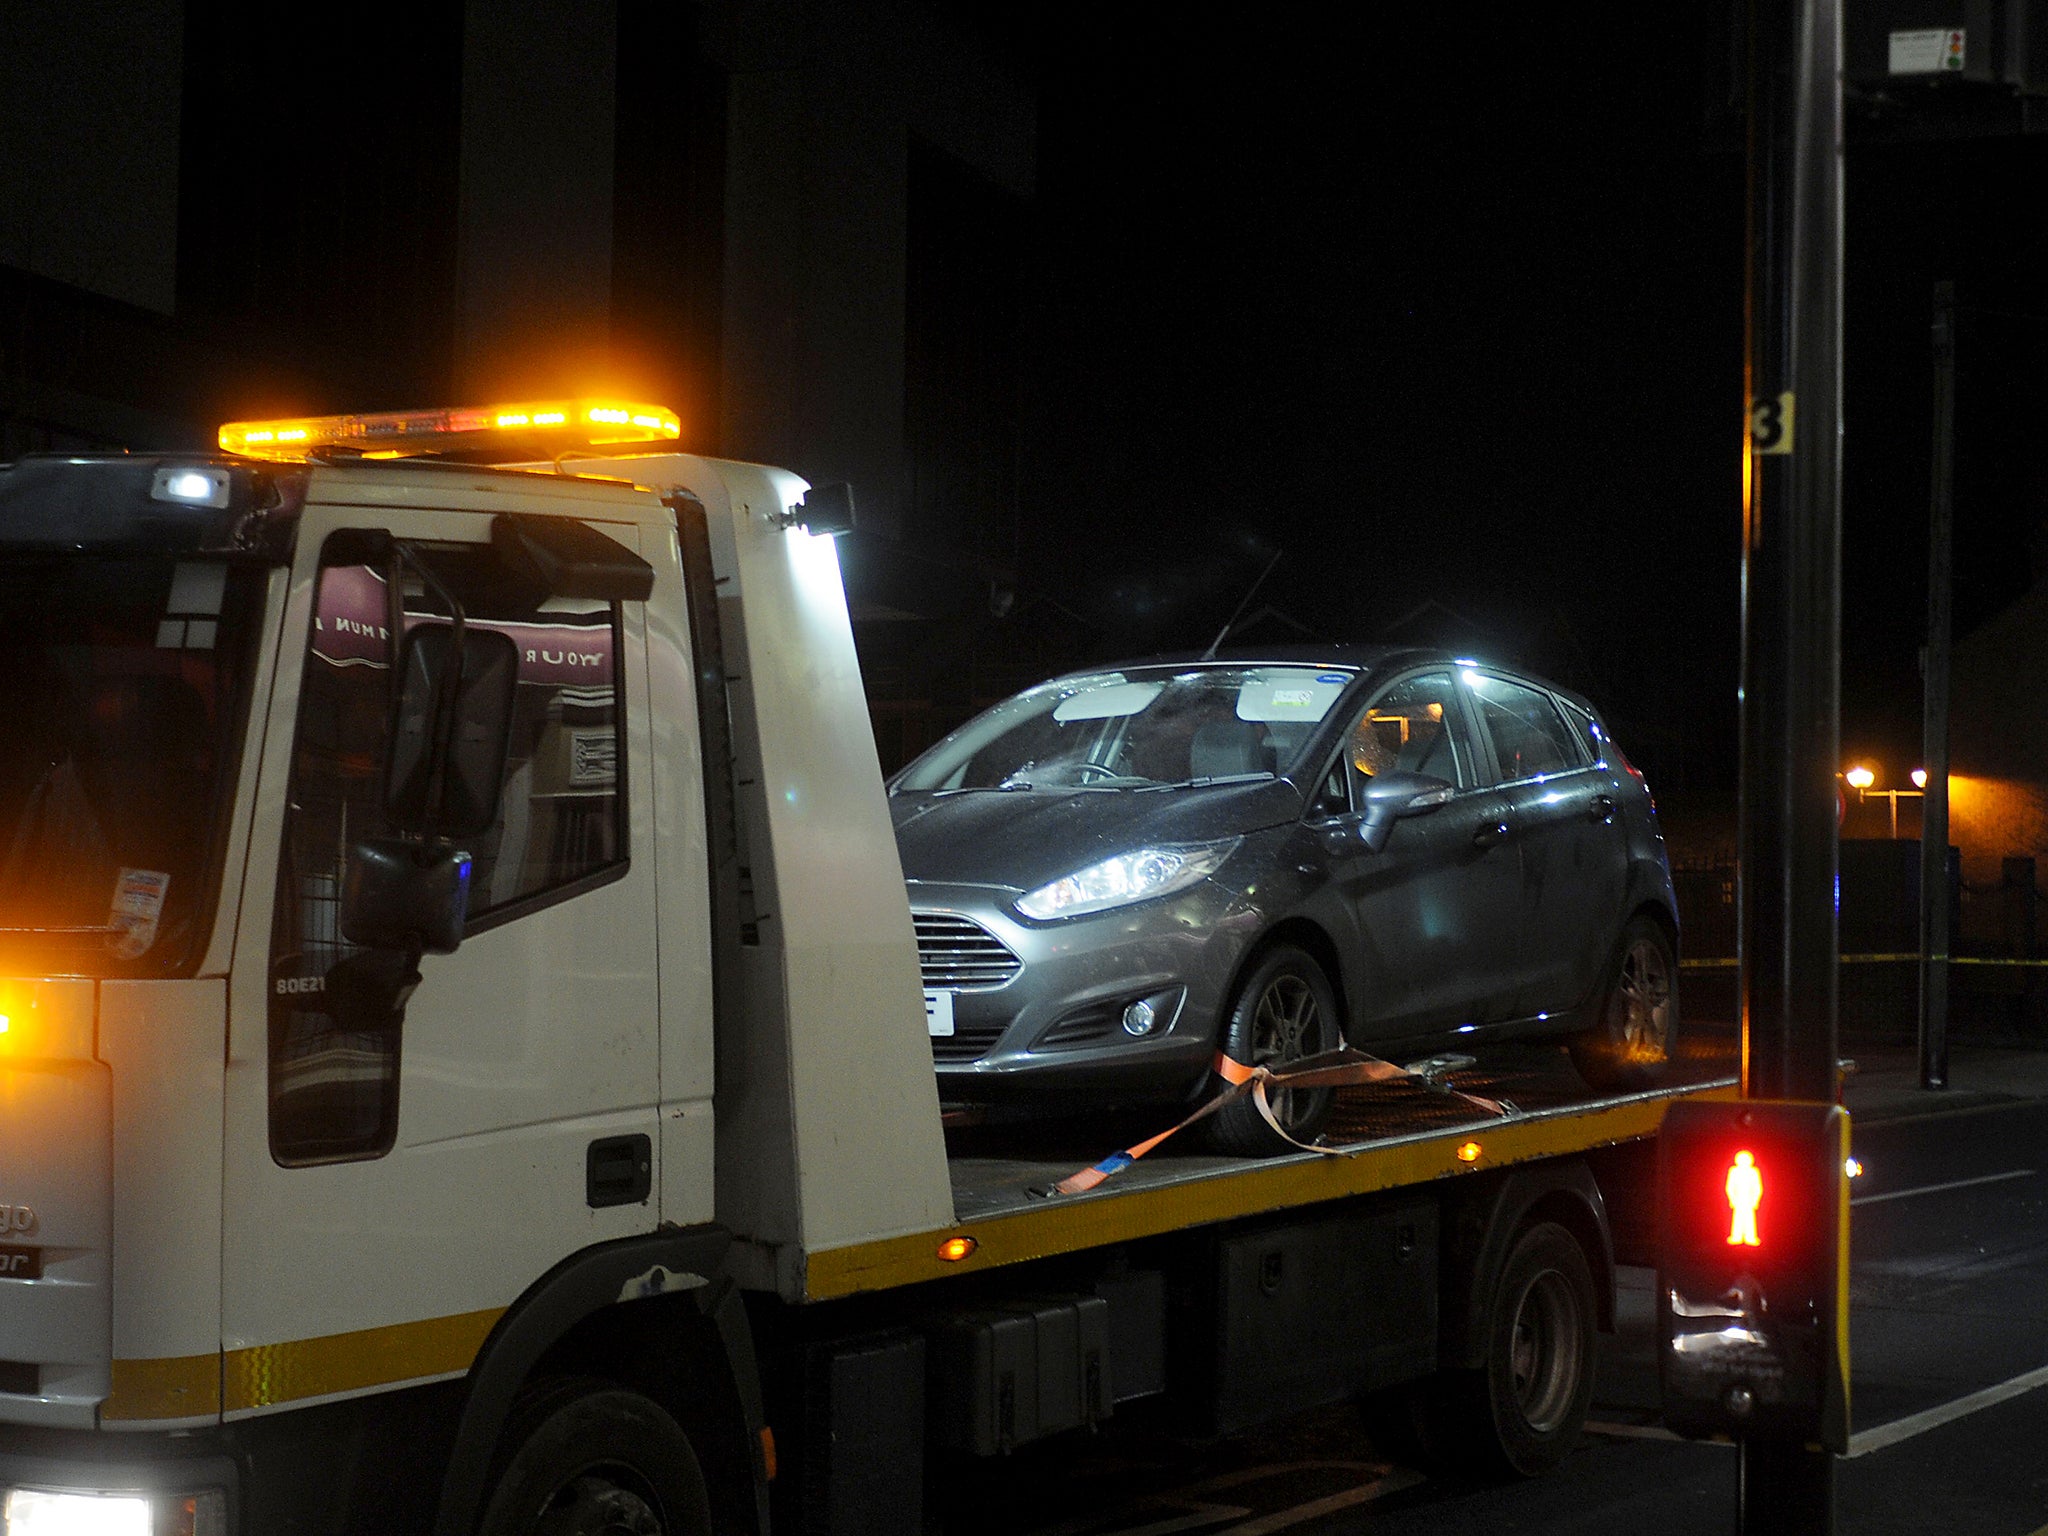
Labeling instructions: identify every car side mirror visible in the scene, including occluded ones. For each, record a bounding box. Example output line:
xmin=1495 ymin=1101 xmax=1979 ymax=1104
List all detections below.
xmin=341 ymin=835 xmax=472 ymax=956
xmin=1357 ymin=770 xmax=1455 ymax=853
xmin=385 ymin=623 xmax=518 ymax=838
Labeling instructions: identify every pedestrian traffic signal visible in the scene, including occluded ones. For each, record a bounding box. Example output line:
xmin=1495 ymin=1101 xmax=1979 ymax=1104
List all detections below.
xmin=1658 ymin=1099 xmax=1850 ymax=1451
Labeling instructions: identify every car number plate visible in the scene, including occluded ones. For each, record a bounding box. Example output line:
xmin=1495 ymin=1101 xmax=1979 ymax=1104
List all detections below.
xmin=924 ymin=990 xmax=955 ymax=1037
xmin=0 ymin=1244 xmax=43 ymax=1280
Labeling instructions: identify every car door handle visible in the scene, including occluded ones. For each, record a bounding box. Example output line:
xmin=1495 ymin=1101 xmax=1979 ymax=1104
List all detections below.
xmin=1472 ymin=818 xmax=1512 ymax=848
xmin=1589 ymin=794 xmax=1617 ymax=823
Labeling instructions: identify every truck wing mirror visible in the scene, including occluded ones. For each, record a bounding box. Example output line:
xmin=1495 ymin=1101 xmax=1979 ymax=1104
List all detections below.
xmin=385 ymin=623 xmax=518 ymax=838
xmin=323 ymin=948 xmax=424 ymax=1033
xmin=341 ymin=835 xmax=472 ymax=955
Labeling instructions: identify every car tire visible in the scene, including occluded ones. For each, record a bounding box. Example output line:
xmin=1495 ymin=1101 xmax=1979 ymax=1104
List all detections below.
xmin=1568 ymin=915 xmax=1678 ymax=1090
xmin=1203 ymin=945 xmax=1339 ymax=1156
xmin=1416 ymin=1221 xmax=1598 ymax=1480
xmin=476 ymin=1379 xmax=713 ymax=1536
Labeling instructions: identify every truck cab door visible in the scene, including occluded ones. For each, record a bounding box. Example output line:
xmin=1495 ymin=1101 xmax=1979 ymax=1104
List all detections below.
xmin=218 ymin=498 xmax=664 ymax=1416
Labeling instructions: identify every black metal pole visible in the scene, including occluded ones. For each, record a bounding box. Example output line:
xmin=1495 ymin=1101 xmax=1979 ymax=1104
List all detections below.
xmin=1919 ymin=281 xmax=1956 ymax=1091
xmin=1738 ymin=0 xmax=1842 ymax=1527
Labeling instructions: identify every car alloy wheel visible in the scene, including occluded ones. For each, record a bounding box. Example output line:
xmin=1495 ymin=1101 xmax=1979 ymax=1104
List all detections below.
xmin=1570 ymin=915 xmax=1680 ymax=1089
xmin=1205 ymin=945 xmax=1339 ymax=1156
xmin=1250 ymin=972 xmax=1326 ymax=1133
xmin=1612 ymin=933 xmax=1673 ymax=1059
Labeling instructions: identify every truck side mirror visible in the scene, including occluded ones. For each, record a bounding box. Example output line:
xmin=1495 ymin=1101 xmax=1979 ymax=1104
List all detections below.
xmin=341 ymin=835 xmax=472 ymax=955
xmin=323 ymin=948 xmax=424 ymax=1033
xmin=385 ymin=623 xmax=518 ymax=838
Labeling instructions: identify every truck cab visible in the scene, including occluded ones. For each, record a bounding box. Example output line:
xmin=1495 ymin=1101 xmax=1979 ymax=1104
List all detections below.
xmin=0 ymin=410 xmax=953 ymax=1532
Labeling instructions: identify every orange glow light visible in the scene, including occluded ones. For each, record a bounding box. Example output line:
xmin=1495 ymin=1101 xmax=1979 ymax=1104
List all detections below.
xmin=219 ymin=398 xmax=682 ymax=459
xmin=1727 ymin=1150 xmax=1762 ymax=1246
xmin=1456 ymin=1141 xmax=1482 ymax=1162
xmin=937 ymin=1235 xmax=978 ymax=1263
xmin=1844 ymin=765 xmax=1876 ymax=791
xmin=1911 ymin=768 xmax=1928 ymax=789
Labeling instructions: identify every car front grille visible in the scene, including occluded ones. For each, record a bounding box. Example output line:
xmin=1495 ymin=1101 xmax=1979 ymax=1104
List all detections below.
xmin=913 ymin=912 xmax=1022 ymax=991
xmin=915 ymin=912 xmax=1020 ymax=1062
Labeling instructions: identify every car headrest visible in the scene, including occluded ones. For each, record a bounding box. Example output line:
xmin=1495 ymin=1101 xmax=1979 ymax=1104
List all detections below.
xmin=1189 ymin=718 xmax=1268 ymax=779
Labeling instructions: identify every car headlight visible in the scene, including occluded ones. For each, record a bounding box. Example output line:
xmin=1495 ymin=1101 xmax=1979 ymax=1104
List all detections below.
xmin=3 ymin=1487 xmax=224 ymax=1536
xmin=1016 ymin=839 xmax=1239 ymax=921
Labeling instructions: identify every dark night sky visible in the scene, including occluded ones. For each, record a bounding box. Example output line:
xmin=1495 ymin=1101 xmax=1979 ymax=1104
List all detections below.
xmin=1002 ymin=8 xmax=2048 ymax=809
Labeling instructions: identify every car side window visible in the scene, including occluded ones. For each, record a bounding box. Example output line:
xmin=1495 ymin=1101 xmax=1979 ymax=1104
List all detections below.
xmin=1559 ymin=698 xmax=1608 ymax=767
xmin=1467 ymin=673 xmax=1584 ymax=783
xmin=266 ymin=536 xmax=626 ymax=1166
xmin=1321 ymin=672 xmax=1470 ymax=814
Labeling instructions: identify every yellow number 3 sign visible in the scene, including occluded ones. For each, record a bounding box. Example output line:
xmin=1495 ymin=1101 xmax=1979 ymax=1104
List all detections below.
xmin=1749 ymin=391 xmax=1796 ymax=455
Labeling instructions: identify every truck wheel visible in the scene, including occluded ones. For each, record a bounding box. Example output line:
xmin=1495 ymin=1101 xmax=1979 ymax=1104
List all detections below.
xmin=1426 ymin=1221 xmax=1597 ymax=1479
xmin=476 ymin=1380 xmax=712 ymax=1536
xmin=1569 ymin=916 xmax=1678 ymax=1089
xmin=1203 ymin=946 xmax=1338 ymax=1156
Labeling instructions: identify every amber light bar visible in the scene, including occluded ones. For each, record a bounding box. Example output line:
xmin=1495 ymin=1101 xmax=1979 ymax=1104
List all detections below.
xmin=219 ymin=399 xmax=682 ymax=460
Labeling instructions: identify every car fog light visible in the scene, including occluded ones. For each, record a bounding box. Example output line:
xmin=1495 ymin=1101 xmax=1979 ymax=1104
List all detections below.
xmin=1122 ymin=999 xmax=1158 ymax=1037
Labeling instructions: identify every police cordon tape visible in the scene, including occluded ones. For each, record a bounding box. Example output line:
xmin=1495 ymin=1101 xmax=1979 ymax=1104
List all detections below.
xmin=1036 ymin=1046 xmax=1513 ymax=1197
xmin=1680 ymin=954 xmax=2048 ymax=970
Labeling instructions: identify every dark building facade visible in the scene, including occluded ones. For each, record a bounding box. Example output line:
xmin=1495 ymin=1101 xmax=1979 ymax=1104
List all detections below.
xmin=2 ymin=0 xmax=1037 ymax=765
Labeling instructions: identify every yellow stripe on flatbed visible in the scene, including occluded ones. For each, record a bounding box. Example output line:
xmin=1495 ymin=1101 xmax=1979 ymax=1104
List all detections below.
xmin=803 ymin=1078 xmax=1737 ymax=1301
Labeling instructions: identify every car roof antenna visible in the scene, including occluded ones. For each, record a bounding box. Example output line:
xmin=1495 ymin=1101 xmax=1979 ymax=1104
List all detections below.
xmin=1200 ymin=548 xmax=1284 ymax=661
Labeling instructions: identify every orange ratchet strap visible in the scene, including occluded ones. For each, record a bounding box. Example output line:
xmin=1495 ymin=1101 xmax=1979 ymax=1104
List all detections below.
xmin=1039 ymin=1046 xmax=1512 ymax=1197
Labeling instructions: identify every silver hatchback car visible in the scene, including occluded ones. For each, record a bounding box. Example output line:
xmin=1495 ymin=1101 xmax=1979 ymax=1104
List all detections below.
xmin=888 ymin=649 xmax=1679 ymax=1153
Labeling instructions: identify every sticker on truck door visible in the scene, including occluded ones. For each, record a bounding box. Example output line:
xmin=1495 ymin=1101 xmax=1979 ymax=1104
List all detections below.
xmin=107 ymin=868 xmax=170 ymax=960
xmin=925 ymin=990 xmax=956 ymax=1037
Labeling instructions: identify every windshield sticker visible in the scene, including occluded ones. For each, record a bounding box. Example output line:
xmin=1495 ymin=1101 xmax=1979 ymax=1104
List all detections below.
xmin=1316 ymin=672 xmax=1349 ymax=684
xmin=108 ymin=868 xmax=170 ymax=960
xmin=1237 ymin=671 xmax=1346 ymax=723
xmin=1052 ymin=681 xmax=1164 ymax=722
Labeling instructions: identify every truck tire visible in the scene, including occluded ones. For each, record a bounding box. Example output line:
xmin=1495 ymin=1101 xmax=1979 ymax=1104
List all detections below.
xmin=1569 ymin=916 xmax=1678 ymax=1090
xmin=1203 ymin=945 xmax=1338 ymax=1157
xmin=1425 ymin=1221 xmax=1597 ymax=1479
xmin=475 ymin=1379 xmax=712 ymax=1536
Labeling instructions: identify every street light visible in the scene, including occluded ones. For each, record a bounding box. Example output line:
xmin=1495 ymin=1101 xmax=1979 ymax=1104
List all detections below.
xmin=1842 ymin=762 xmax=1926 ymax=838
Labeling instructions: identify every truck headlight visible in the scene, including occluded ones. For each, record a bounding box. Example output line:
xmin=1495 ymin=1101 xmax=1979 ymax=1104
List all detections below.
xmin=1016 ymin=838 xmax=1239 ymax=921
xmin=4 ymin=1488 xmax=224 ymax=1536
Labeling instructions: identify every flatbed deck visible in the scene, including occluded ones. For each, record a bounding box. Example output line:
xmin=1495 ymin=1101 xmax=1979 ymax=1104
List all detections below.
xmin=802 ymin=1036 xmax=1739 ymax=1301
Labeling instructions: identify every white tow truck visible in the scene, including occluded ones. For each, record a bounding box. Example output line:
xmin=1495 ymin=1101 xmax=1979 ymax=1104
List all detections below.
xmin=0 ymin=401 xmax=1731 ymax=1535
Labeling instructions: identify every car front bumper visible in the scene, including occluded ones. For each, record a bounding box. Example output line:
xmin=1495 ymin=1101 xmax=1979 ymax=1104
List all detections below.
xmin=909 ymin=878 xmax=1262 ymax=1107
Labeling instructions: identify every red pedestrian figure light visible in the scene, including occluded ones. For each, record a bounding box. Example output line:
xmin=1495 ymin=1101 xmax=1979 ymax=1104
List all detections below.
xmin=1726 ymin=1150 xmax=1762 ymax=1246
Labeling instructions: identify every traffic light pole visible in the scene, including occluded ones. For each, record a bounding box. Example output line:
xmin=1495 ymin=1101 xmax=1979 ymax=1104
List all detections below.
xmin=1739 ymin=0 xmax=1842 ymax=1528
xmin=1919 ymin=280 xmax=1956 ymax=1091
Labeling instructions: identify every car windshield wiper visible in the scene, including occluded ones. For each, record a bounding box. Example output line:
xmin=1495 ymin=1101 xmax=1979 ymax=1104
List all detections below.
xmin=1144 ymin=771 xmax=1276 ymax=791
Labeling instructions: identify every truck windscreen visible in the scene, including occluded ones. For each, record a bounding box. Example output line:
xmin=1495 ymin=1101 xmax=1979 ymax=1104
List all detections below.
xmin=0 ymin=556 xmax=267 ymax=976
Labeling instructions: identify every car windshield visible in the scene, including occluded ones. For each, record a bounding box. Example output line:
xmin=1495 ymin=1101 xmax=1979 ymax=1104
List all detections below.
xmin=0 ymin=556 xmax=267 ymax=976
xmin=894 ymin=666 xmax=1353 ymax=792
